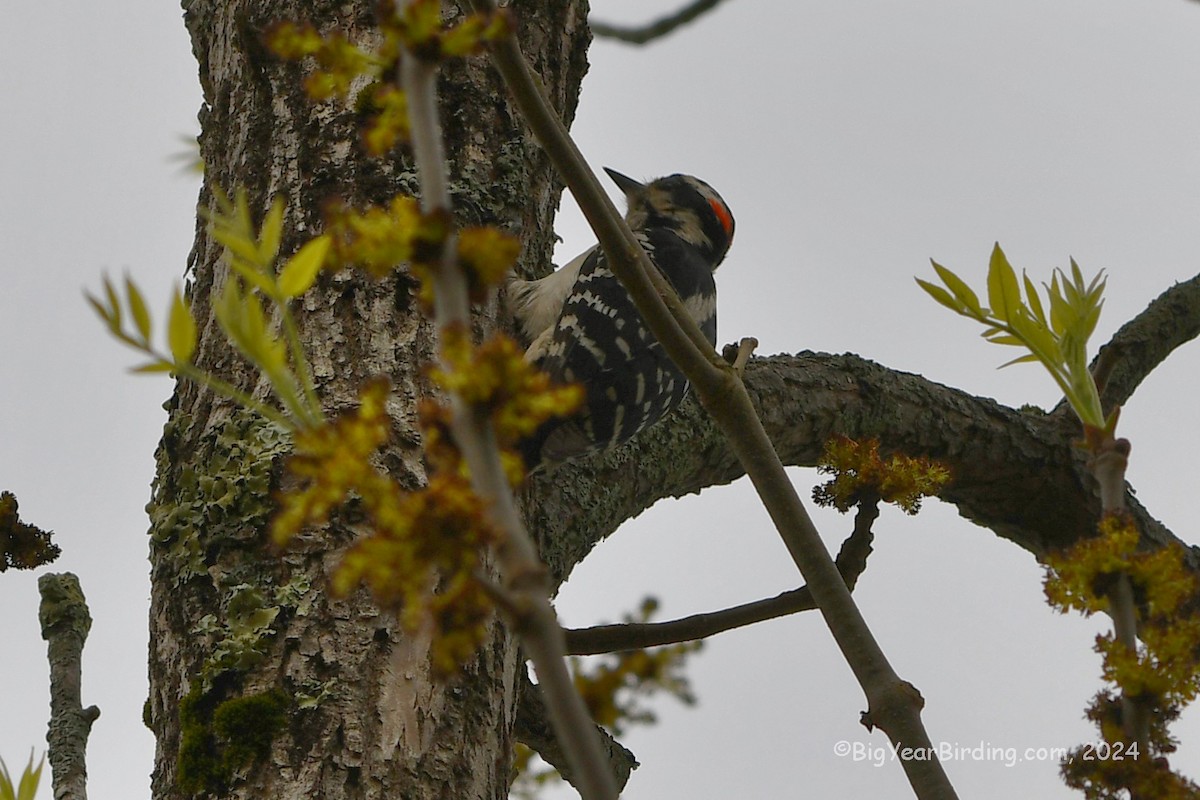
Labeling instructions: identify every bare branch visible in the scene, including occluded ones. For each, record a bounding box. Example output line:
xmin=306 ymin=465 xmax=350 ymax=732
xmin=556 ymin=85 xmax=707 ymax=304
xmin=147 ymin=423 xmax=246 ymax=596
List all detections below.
xmin=397 ymin=11 xmax=617 ymax=797
xmin=1087 ymin=271 xmax=1200 ymax=414
xmin=590 ymin=0 xmax=731 ymax=45
xmin=38 ymin=573 xmax=99 ymax=800
xmin=564 ymin=500 xmax=879 ymax=654
xmin=513 ymin=672 xmax=639 ymax=794
xmin=566 ymin=588 xmax=818 ymax=655
xmin=528 ymin=349 xmax=1195 ymax=590
xmin=1088 ymin=436 xmax=1148 ymax=755
xmin=474 ymin=7 xmax=957 ymax=793
xmin=721 ymin=336 xmax=758 ymax=376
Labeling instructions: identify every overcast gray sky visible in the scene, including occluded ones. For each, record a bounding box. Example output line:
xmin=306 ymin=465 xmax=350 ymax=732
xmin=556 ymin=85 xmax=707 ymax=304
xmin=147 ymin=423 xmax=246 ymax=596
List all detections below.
xmin=3 ymin=1 xmax=1199 ymax=798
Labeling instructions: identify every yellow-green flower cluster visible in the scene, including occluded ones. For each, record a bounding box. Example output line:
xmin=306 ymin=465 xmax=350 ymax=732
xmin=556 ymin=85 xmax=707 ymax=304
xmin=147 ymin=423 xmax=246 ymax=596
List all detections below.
xmin=1045 ymin=513 xmax=1200 ymax=707
xmin=456 ymin=226 xmax=523 ymax=303
xmin=1 ymin=490 xmax=60 ymax=571
xmin=1046 ymin=512 xmax=1200 ymax=797
xmin=265 ymin=22 xmax=384 ymax=101
xmin=429 ymin=327 xmax=584 ymax=483
xmin=571 ymin=598 xmax=700 ymax=736
xmin=318 ymin=196 xmax=522 ymax=303
xmin=1062 ymin=688 xmax=1200 ymax=799
xmin=320 ymin=195 xmax=427 ymax=280
xmin=406 ymin=222 xmax=522 ymax=309
xmin=331 ymin=471 xmax=497 ymax=676
xmin=271 ymin=378 xmax=500 ymax=676
xmin=267 ymin=3 xmax=508 ymax=154
xmin=379 ymin=0 xmax=509 ymax=62
xmin=812 ymin=437 xmax=950 ymax=514
xmin=359 ymin=85 xmax=411 ymax=156
xmin=271 ymin=378 xmax=394 ymax=545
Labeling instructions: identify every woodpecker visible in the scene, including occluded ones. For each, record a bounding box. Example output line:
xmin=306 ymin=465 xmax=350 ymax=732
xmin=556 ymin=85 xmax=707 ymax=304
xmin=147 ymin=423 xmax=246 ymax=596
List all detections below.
xmin=509 ymin=168 xmax=735 ymax=468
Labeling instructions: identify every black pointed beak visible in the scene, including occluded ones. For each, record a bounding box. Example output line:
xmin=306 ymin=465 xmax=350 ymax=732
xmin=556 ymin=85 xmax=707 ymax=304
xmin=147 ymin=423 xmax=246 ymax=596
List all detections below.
xmin=603 ymin=167 xmax=645 ymax=196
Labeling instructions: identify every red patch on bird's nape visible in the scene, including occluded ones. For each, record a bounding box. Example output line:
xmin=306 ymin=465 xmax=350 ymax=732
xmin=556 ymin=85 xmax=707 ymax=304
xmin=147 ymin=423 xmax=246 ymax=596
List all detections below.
xmin=708 ymin=198 xmax=734 ymax=239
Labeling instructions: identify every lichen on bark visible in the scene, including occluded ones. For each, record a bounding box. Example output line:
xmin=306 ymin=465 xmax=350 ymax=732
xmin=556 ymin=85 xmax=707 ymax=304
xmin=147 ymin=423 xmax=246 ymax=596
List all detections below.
xmin=149 ymin=1 xmax=592 ymax=798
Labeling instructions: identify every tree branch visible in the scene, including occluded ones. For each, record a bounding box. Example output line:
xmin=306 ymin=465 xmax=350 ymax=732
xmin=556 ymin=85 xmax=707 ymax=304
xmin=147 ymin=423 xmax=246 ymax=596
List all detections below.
xmin=513 ymin=672 xmax=639 ymax=794
xmin=476 ymin=9 xmax=959 ymax=795
xmin=1087 ymin=271 xmax=1200 ymax=414
xmin=38 ymin=573 xmax=99 ymax=800
xmin=528 ymin=349 xmax=1196 ymax=587
xmin=589 ymin=0 xmax=731 ymax=45
xmin=1089 ymin=436 xmax=1150 ymax=760
xmin=564 ymin=499 xmax=879 ymax=654
xmin=398 ymin=12 xmax=617 ymax=797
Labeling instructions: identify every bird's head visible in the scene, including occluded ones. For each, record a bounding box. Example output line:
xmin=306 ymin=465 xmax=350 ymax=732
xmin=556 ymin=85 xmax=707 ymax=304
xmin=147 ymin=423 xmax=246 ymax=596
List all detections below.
xmin=605 ymin=167 xmax=735 ymax=269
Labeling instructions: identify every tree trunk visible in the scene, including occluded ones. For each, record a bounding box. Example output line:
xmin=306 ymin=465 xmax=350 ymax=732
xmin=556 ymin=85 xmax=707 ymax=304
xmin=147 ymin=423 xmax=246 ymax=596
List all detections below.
xmin=145 ymin=1 xmax=590 ymax=797
xmin=142 ymin=0 xmax=1200 ymax=796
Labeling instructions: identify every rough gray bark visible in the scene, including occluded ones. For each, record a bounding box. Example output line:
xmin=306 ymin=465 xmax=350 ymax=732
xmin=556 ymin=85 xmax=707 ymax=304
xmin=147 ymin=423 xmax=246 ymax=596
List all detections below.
xmin=147 ymin=1 xmax=590 ymax=798
xmin=530 ymin=342 xmax=1199 ymax=587
xmin=527 ymin=256 xmax=1200 ymax=583
xmin=144 ymin=0 xmax=1200 ymax=797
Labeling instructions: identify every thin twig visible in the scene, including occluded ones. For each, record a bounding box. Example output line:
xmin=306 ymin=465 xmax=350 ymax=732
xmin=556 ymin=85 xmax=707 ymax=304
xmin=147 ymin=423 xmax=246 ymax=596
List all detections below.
xmin=472 ymin=4 xmax=957 ymax=797
xmin=1061 ymin=271 xmax=1200 ymax=420
xmin=730 ymin=336 xmax=758 ymax=376
xmin=38 ymin=573 xmax=100 ymax=800
xmin=843 ymin=497 xmax=880 ymax=590
xmin=565 ymin=501 xmax=878 ymax=654
xmin=397 ymin=9 xmax=617 ymax=798
xmin=278 ymin=299 xmax=324 ymax=426
xmin=514 ymin=672 xmax=639 ymax=793
xmin=590 ymin=0 xmax=730 ymax=45
xmin=566 ymin=588 xmax=818 ymax=655
xmin=1090 ymin=438 xmax=1149 ymax=760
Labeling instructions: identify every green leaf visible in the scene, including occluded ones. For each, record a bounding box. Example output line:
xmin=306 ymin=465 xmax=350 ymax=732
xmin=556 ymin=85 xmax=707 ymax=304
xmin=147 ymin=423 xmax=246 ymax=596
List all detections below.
xmin=1061 ymin=276 xmax=1082 ymax=308
xmin=258 ymin=196 xmax=285 ymax=265
xmin=1070 ymin=256 xmax=1085 ymax=292
xmin=1067 ymin=377 xmax=1104 ymax=428
xmin=125 ymin=276 xmax=152 ymax=344
xmin=85 ymin=291 xmax=118 ymax=332
xmin=234 ymin=188 xmax=253 ymax=235
xmin=1046 ymin=272 xmax=1067 ymax=335
xmin=227 ymin=256 xmax=279 ymax=296
xmin=930 ymin=260 xmax=984 ymax=316
xmin=210 ymin=184 xmax=235 ymax=218
xmin=18 ymin=752 xmax=43 ymax=800
xmin=986 ymin=243 xmax=1021 ymax=322
xmin=0 ymin=755 xmax=13 ymax=800
xmin=1084 ymin=269 xmax=1107 ymax=303
xmin=1078 ymin=298 xmax=1104 ymax=343
xmin=213 ymin=228 xmax=267 ymax=268
xmin=278 ymin=235 xmax=330 ymax=298
xmin=915 ymin=278 xmax=964 ymax=314
xmin=1 ymin=751 xmax=44 ymax=800
xmin=103 ymin=275 xmax=122 ymax=332
xmin=214 ymin=278 xmax=248 ymax=354
xmin=997 ymin=353 xmax=1040 ymax=368
xmin=168 ymin=285 xmax=197 ymax=364
xmin=224 ymin=281 xmax=285 ymax=374
xmin=242 ymin=286 xmax=268 ymax=344
xmin=130 ymin=361 xmax=176 ymax=374
xmin=1022 ymin=271 xmax=1046 ymax=326
xmin=1008 ymin=310 xmax=1063 ymax=368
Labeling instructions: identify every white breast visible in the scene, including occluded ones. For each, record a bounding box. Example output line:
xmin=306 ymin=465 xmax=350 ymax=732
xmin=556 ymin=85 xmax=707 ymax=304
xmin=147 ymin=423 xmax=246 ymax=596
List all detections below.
xmin=505 ymin=244 xmax=598 ymax=342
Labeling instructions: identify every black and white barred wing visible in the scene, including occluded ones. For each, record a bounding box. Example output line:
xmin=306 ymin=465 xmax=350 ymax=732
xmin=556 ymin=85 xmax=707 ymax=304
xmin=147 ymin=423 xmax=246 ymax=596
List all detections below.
xmin=534 ymin=232 xmax=716 ymax=464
